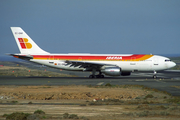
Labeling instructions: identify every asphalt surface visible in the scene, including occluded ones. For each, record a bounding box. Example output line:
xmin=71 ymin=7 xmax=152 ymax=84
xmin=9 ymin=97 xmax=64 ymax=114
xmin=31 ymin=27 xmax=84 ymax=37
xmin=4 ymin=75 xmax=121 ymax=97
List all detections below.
xmin=0 ymin=70 xmax=180 ymax=96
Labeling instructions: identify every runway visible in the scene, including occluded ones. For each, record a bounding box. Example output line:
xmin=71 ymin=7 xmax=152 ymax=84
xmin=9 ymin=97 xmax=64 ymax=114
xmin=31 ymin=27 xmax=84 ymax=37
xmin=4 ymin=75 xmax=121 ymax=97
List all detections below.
xmin=0 ymin=70 xmax=180 ymax=96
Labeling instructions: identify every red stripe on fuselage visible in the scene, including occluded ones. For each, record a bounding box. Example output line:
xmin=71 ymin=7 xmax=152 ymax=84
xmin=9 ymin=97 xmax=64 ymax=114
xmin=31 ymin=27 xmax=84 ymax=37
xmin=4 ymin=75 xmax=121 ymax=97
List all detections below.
xmin=32 ymin=54 xmax=146 ymax=60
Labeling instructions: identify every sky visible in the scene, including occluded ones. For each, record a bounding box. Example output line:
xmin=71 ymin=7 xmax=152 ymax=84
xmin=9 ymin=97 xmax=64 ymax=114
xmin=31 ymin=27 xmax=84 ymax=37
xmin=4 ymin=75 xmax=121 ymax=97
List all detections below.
xmin=0 ymin=0 xmax=180 ymax=56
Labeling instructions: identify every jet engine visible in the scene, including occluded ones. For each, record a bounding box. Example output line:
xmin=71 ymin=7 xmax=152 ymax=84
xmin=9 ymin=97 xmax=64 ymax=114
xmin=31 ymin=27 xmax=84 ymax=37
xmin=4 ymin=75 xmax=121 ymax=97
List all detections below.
xmin=101 ymin=67 xmax=121 ymax=76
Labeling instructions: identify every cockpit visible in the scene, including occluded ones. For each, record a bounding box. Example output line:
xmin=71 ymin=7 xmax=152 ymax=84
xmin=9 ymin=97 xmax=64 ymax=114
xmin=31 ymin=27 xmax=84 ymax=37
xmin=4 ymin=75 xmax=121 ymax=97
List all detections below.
xmin=165 ymin=59 xmax=171 ymax=62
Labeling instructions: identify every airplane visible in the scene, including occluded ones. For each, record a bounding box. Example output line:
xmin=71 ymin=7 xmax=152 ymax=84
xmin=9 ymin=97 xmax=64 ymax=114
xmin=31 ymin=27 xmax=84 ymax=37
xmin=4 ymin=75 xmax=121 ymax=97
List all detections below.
xmin=10 ymin=27 xmax=176 ymax=78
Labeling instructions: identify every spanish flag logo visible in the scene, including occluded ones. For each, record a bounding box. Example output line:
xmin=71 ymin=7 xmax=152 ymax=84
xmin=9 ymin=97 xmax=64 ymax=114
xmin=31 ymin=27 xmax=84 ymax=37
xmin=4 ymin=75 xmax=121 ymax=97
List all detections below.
xmin=18 ymin=38 xmax=32 ymax=49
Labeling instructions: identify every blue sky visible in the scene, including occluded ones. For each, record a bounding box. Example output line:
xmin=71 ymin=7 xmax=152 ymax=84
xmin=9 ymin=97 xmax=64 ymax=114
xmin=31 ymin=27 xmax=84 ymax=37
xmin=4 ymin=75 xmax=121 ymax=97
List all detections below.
xmin=0 ymin=0 xmax=180 ymax=56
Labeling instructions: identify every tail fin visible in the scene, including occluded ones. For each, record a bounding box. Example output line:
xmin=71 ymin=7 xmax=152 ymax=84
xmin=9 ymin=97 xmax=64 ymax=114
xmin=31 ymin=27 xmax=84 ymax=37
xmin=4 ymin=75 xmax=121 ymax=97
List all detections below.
xmin=11 ymin=27 xmax=49 ymax=54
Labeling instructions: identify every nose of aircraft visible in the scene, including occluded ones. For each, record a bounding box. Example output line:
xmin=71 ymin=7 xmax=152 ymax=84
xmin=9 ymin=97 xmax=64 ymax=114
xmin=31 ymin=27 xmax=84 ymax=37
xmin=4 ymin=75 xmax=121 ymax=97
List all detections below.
xmin=170 ymin=61 xmax=176 ymax=68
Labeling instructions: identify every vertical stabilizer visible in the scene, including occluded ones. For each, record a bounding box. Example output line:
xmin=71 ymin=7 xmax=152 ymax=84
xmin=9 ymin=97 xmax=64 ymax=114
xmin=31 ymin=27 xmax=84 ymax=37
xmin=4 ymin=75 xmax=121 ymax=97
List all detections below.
xmin=11 ymin=27 xmax=49 ymax=54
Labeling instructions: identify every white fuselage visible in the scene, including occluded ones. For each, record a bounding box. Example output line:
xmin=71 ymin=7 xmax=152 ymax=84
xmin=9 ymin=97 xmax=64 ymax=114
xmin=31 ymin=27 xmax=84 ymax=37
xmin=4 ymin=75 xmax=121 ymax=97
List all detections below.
xmin=29 ymin=54 xmax=176 ymax=72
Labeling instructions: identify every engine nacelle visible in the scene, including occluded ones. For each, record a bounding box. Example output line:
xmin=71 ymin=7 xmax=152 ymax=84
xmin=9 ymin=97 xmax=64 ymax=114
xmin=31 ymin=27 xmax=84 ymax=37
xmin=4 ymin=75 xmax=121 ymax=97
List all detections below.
xmin=101 ymin=67 xmax=121 ymax=76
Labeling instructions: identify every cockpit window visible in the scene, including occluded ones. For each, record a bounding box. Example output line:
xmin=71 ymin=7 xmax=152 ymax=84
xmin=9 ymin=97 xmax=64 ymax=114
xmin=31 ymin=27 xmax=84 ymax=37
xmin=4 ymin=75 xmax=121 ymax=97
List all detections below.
xmin=165 ymin=59 xmax=171 ymax=62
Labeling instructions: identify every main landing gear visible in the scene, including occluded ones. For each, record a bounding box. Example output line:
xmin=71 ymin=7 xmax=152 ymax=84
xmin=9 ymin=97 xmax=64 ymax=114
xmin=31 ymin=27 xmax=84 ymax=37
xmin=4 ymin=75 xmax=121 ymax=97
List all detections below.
xmin=89 ymin=70 xmax=104 ymax=78
xmin=89 ymin=74 xmax=104 ymax=78
xmin=153 ymin=70 xmax=157 ymax=79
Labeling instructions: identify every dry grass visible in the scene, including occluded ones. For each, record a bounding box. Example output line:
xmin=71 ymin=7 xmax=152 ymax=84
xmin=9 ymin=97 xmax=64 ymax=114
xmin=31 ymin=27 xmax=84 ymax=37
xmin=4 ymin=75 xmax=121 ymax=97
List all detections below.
xmin=0 ymin=66 xmax=75 ymax=77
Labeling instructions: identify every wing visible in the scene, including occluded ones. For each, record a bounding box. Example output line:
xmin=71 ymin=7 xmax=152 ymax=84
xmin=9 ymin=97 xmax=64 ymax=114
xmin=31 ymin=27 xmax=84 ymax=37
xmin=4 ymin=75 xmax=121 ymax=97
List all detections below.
xmin=65 ymin=60 xmax=117 ymax=71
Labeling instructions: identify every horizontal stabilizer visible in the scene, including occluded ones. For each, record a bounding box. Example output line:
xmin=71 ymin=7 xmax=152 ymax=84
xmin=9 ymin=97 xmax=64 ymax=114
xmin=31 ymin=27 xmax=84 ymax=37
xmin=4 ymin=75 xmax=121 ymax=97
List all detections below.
xmin=9 ymin=54 xmax=33 ymax=60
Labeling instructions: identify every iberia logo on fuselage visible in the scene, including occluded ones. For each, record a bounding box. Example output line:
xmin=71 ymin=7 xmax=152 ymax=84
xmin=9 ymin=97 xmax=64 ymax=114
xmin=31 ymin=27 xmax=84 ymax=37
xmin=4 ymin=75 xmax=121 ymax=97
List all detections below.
xmin=18 ymin=38 xmax=32 ymax=49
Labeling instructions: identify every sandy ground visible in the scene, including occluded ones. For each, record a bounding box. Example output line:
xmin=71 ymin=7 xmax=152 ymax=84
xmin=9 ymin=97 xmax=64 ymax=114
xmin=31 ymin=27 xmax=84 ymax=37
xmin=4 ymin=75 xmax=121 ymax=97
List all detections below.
xmin=0 ymin=85 xmax=180 ymax=120
xmin=0 ymin=85 xmax=148 ymax=100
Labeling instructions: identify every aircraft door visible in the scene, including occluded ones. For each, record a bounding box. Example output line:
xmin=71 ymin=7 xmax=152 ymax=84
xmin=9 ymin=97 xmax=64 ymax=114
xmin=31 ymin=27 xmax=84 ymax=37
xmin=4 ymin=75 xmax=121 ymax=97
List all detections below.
xmin=130 ymin=57 xmax=138 ymax=71
xmin=152 ymin=57 xmax=159 ymax=70
xmin=153 ymin=58 xmax=159 ymax=66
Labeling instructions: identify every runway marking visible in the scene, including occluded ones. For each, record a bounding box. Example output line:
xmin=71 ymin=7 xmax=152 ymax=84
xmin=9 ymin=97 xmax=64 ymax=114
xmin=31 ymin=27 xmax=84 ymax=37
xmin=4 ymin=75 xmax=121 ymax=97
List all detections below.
xmin=132 ymin=73 xmax=167 ymax=78
xmin=96 ymin=82 xmax=104 ymax=86
xmin=174 ymin=77 xmax=180 ymax=80
xmin=154 ymin=80 xmax=166 ymax=83
xmin=135 ymin=80 xmax=145 ymax=81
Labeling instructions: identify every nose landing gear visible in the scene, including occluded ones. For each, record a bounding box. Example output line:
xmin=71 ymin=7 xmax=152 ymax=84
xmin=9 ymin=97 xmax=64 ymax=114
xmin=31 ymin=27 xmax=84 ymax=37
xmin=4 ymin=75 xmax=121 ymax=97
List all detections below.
xmin=153 ymin=71 xmax=157 ymax=79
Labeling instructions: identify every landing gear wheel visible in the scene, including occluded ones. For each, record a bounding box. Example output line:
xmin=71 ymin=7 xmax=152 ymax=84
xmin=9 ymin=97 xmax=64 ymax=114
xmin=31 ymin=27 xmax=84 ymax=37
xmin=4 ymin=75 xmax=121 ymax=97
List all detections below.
xmin=95 ymin=75 xmax=100 ymax=78
xmin=153 ymin=70 xmax=157 ymax=79
xmin=153 ymin=75 xmax=157 ymax=79
xmin=89 ymin=75 xmax=104 ymax=78
xmin=96 ymin=75 xmax=104 ymax=78
xmin=100 ymin=75 xmax=104 ymax=78
xmin=89 ymin=75 xmax=96 ymax=78
xmin=89 ymin=70 xmax=104 ymax=79
xmin=89 ymin=75 xmax=93 ymax=78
